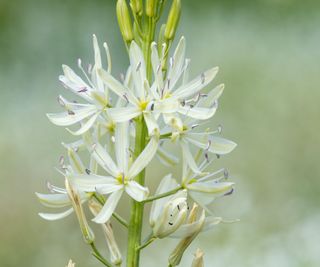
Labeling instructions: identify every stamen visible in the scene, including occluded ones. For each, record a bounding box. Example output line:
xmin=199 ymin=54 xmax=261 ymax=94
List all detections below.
xmin=85 ymin=168 xmax=91 ymax=175
xmin=216 ymin=154 xmax=221 ymax=159
xmin=123 ymin=93 xmax=129 ymax=104
xmin=77 ymin=87 xmax=88 ymax=93
xmin=169 ymin=57 xmax=174 ymax=68
xmin=68 ymin=110 xmax=75 ymax=115
xmin=224 ymin=188 xmax=234 ymax=196
xmin=57 ymin=96 xmax=66 ymax=107
xmin=168 ymin=222 xmax=173 ymax=226
xmin=224 ymin=169 xmax=229 ymax=179
xmin=59 ymin=156 xmax=65 ymax=167
xmin=191 ymin=124 xmax=199 ymax=129
xmin=120 ymin=73 xmax=125 ymax=83
xmin=217 ymin=124 xmax=222 ymax=134
xmin=136 ymin=61 xmax=141 ymax=72
xmin=111 ymin=136 xmax=115 ymax=143
xmin=156 ymin=64 xmax=161 ymax=73
xmin=177 ymin=204 xmax=180 ymax=211
xmin=205 ymin=140 xmax=211 ymax=150
xmin=87 ymin=64 xmax=92 ymax=74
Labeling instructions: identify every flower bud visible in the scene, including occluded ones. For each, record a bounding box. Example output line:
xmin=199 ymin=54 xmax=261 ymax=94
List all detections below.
xmin=152 ymin=190 xmax=188 ymax=238
xmin=191 ymin=249 xmax=204 ymax=267
xmin=130 ymin=0 xmax=142 ymax=16
xmin=117 ymin=0 xmax=134 ymax=42
xmin=88 ymin=200 xmax=122 ymax=265
xmin=66 ymin=259 xmax=75 ymax=267
xmin=164 ymin=0 xmax=181 ymax=40
xmin=168 ymin=204 xmax=205 ymax=266
xmin=65 ymin=179 xmax=95 ymax=244
xmin=146 ymin=0 xmax=157 ymax=17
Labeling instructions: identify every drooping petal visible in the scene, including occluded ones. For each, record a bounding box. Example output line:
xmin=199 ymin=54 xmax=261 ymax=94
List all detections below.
xmin=129 ymin=41 xmax=146 ymax=100
xmin=47 ymin=106 xmax=97 ymax=126
xmin=92 ymin=189 xmax=123 ymax=223
xmin=115 ymin=122 xmax=129 ymax=173
xmin=127 ymin=136 xmax=159 ymax=179
xmin=108 ymin=106 xmax=141 ymax=122
xmin=173 ymin=67 xmax=219 ymax=100
xmin=39 ymin=208 xmax=74 ymax=221
xmin=90 ymin=143 xmax=119 ymax=177
xmin=36 ymin=192 xmax=70 ymax=208
xmin=125 ymin=181 xmax=149 ymax=201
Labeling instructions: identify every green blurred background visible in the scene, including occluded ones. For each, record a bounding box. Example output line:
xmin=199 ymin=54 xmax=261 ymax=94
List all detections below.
xmin=1 ymin=0 xmax=320 ymax=266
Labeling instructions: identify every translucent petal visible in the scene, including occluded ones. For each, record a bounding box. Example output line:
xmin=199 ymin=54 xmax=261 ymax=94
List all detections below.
xmin=39 ymin=208 xmax=74 ymax=221
xmin=127 ymin=136 xmax=158 ymax=178
xmin=173 ymin=67 xmax=219 ymax=99
xmin=125 ymin=181 xmax=149 ymax=202
xmin=178 ymin=105 xmax=217 ymax=120
xmin=92 ymin=189 xmax=123 ymax=223
xmin=187 ymin=181 xmax=234 ymax=194
xmin=154 ymin=99 xmax=180 ymax=114
xmin=180 ymin=141 xmax=201 ymax=174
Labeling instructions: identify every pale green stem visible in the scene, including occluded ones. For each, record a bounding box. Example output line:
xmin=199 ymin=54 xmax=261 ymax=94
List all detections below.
xmin=91 ymin=243 xmax=113 ymax=267
xmin=141 ymin=186 xmax=183 ymax=203
xmin=137 ymin=236 xmax=157 ymax=251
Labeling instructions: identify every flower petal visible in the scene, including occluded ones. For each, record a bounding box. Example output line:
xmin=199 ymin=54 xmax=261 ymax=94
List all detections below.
xmin=156 ymin=146 xmax=179 ymax=167
xmin=187 ymin=181 xmax=234 ymax=194
xmin=92 ymin=189 xmax=123 ymax=223
xmin=125 ymin=181 xmax=149 ymax=201
xmin=71 ymin=174 xmax=116 ymax=192
xmin=127 ymin=136 xmax=158 ymax=178
xmin=67 ymin=112 xmax=100 ymax=135
xmin=39 ymin=208 xmax=74 ymax=221
xmin=151 ymin=42 xmax=163 ymax=93
xmin=36 ymin=192 xmax=70 ymax=208
xmin=180 ymin=141 xmax=201 ymax=174
xmin=108 ymin=106 xmax=141 ymax=123
xmin=90 ymin=143 xmax=119 ymax=177
xmin=115 ymin=122 xmax=129 ymax=173
xmin=173 ymin=67 xmax=219 ymax=100
xmin=178 ymin=105 xmax=217 ymax=120
xmin=143 ymin=112 xmax=159 ymax=136
xmin=47 ymin=106 xmax=97 ymax=126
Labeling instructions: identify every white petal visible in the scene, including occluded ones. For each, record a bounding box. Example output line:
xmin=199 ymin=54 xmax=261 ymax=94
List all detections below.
xmin=163 ymin=113 xmax=183 ymax=131
xmin=167 ymin=36 xmax=186 ymax=90
xmin=115 ymin=122 xmax=129 ymax=172
xmin=143 ymin=112 xmax=159 ymax=136
xmin=178 ymin=105 xmax=217 ymax=120
xmin=125 ymin=181 xmax=149 ymax=201
xmin=39 ymin=208 xmax=74 ymax=221
xmin=151 ymin=42 xmax=163 ymax=92
xmin=96 ymin=183 xmax=124 ymax=195
xmin=67 ymin=112 xmax=100 ymax=135
xmin=36 ymin=192 xmax=70 ymax=208
xmin=92 ymin=189 xmax=123 ymax=223
xmin=150 ymin=174 xmax=178 ymax=226
xmin=202 ymin=216 xmax=222 ymax=232
xmin=154 ymin=99 xmax=180 ymax=114
xmin=129 ymin=41 xmax=146 ymax=100
xmin=47 ymin=106 xmax=97 ymax=126
xmin=98 ymin=68 xmax=138 ymax=105
xmin=180 ymin=141 xmax=201 ymax=174
xmin=127 ymin=136 xmax=158 ymax=179
xmin=186 ymin=135 xmax=237 ymax=155
xmin=173 ymin=67 xmax=219 ymax=99
xmin=91 ymin=34 xmax=104 ymax=92
xmin=90 ymin=143 xmax=119 ymax=177
xmin=187 ymin=181 xmax=234 ymax=194
xmin=59 ymin=75 xmax=93 ymax=102
xmin=71 ymin=174 xmax=116 ymax=192
xmin=108 ymin=107 xmax=141 ymax=122
xmin=197 ymin=84 xmax=224 ymax=108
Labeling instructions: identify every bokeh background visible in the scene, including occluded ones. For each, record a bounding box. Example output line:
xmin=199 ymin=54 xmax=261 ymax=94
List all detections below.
xmin=1 ymin=0 xmax=319 ymax=266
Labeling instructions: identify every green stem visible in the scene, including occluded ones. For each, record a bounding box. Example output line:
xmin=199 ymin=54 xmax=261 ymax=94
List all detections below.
xmin=141 ymin=186 xmax=183 ymax=203
xmin=126 ymin=117 xmax=148 ymax=267
xmin=137 ymin=236 xmax=157 ymax=251
xmin=91 ymin=243 xmax=113 ymax=267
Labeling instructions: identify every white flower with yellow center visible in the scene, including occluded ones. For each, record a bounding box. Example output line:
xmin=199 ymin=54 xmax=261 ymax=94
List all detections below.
xmin=70 ymin=122 xmax=158 ymax=223
xmin=47 ymin=34 xmax=112 ymax=135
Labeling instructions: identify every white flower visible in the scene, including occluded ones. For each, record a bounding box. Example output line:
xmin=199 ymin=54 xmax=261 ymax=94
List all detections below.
xmin=150 ymin=37 xmax=220 ymax=129
xmin=98 ymin=41 xmax=159 ymax=136
xmin=150 ymin=175 xmax=222 ymax=239
xmin=47 ymin=34 xmax=112 ymax=135
xmin=71 ymin=122 xmax=158 ymax=223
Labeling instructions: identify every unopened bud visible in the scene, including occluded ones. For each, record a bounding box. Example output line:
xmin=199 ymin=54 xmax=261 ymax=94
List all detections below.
xmin=130 ymin=0 xmax=142 ymax=16
xmin=65 ymin=179 xmax=95 ymax=244
xmin=66 ymin=259 xmax=75 ymax=267
xmin=67 ymin=148 xmax=85 ymax=174
xmin=117 ymin=0 xmax=134 ymax=42
xmin=191 ymin=249 xmax=204 ymax=267
xmin=164 ymin=0 xmax=181 ymax=40
xmin=168 ymin=204 xmax=205 ymax=266
xmin=146 ymin=0 xmax=157 ymax=17
xmin=89 ymin=200 xmax=122 ymax=265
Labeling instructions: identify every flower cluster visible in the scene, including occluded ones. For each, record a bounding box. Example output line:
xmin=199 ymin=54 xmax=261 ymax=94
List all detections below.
xmin=37 ymin=33 xmax=236 ymax=266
